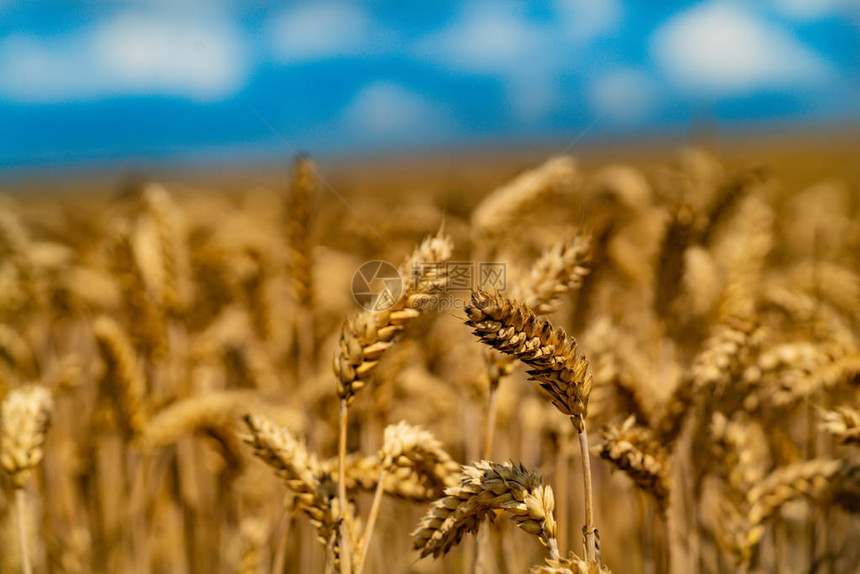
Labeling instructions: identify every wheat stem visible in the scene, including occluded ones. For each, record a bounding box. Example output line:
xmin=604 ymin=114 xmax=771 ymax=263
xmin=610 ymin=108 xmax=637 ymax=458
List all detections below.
xmin=16 ymin=488 xmax=32 ymax=574
xmin=482 ymin=377 xmax=499 ymax=461
xmin=355 ymin=469 xmax=386 ymax=574
xmin=271 ymin=514 xmax=291 ymax=574
xmin=576 ymin=417 xmax=599 ymax=565
xmin=337 ymin=398 xmax=353 ymax=574
xmin=547 ymin=537 xmax=561 ymax=562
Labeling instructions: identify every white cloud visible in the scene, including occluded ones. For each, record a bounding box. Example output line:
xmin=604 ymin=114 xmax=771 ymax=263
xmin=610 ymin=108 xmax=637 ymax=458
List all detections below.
xmin=772 ymin=0 xmax=858 ymax=21
xmin=341 ymin=81 xmax=451 ymax=139
xmin=652 ymin=2 xmax=830 ymax=95
xmin=418 ymin=3 xmax=544 ymax=73
xmin=0 ymin=10 xmax=244 ymax=103
xmin=416 ymin=2 xmax=559 ymax=121
xmin=268 ymin=3 xmax=371 ymax=61
xmin=589 ymin=69 xmax=658 ymax=123
xmin=554 ymin=0 xmax=622 ymax=41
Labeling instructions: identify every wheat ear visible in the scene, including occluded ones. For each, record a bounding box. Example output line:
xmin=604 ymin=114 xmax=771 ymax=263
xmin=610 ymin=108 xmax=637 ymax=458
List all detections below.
xmin=110 ymin=225 xmax=166 ymax=359
xmin=597 ymin=416 xmax=670 ymax=516
xmin=483 ymin=233 xmax=592 ymax=457
xmin=333 ymin=230 xmax=453 ymax=403
xmin=321 ymin=454 xmax=456 ymax=501
xmin=819 ymin=406 xmax=860 ymax=444
xmin=286 ymin=155 xmax=317 ymax=382
xmin=530 ymin=550 xmax=612 ymax=573
xmin=655 ymin=316 xmax=761 ymax=445
xmin=471 ymin=156 xmax=579 ymax=241
xmin=464 ymin=290 xmax=599 ymax=562
xmin=143 ymin=183 xmax=188 ymax=316
xmin=721 ymin=459 xmax=843 ymax=571
xmin=356 ymin=421 xmax=460 ymax=574
xmin=0 ymin=385 xmax=53 ymax=574
xmin=241 ymin=414 xmax=333 ymax=537
xmin=412 ymin=461 xmax=559 ymax=560
xmin=92 ymin=315 xmax=147 ymax=439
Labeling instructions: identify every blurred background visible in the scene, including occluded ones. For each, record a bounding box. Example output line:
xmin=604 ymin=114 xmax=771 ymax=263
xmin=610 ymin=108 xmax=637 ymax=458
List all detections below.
xmin=1 ymin=0 xmax=858 ymax=179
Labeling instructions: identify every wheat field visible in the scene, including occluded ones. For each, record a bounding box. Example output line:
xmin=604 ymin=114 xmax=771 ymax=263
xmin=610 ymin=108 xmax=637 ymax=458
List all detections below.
xmin=0 ymin=141 xmax=859 ymax=573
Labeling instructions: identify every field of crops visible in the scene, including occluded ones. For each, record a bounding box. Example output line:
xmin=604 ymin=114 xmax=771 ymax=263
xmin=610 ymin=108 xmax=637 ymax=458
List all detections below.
xmin=0 ymin=140 xmax=859 ymax=573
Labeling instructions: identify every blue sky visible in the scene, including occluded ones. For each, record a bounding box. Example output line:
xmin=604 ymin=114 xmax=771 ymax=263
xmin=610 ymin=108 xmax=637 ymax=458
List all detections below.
xmin=0 ymin=0 xmax=858 ymax=170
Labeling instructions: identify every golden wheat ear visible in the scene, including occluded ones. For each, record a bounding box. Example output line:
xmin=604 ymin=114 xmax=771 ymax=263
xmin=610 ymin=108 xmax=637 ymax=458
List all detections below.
xmin=530 ymin=550 xmax=612 ymax=573
xmin=597 ymin=416 xmax=670 ymax=517
xmin=464 ymin=290 xmax=593 ymax=427
xmin=819 ymin=406 xmax=860 ymax=444
xmin=0 ymin=384 xmax=53 ymax=487
xmin=334 ymin=229 xmax=454 ymax=404
xmin=412 ymin=461 xmax=558 ymax=560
